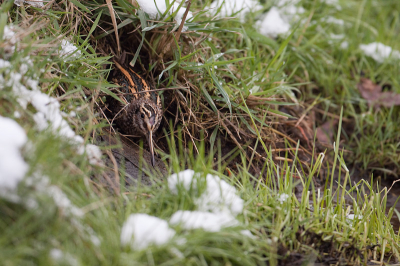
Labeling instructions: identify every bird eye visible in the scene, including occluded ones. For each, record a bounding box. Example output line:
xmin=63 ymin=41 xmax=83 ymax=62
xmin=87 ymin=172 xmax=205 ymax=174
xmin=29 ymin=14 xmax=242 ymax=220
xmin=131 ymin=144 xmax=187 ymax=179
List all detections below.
xmin=141 ymin=113 xmax=145 ymax=118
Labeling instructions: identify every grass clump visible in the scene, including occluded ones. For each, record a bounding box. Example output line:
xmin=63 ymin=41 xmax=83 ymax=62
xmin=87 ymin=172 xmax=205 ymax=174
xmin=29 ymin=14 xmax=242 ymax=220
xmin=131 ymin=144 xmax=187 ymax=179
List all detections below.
xmin=1 ymin=0 xmax=400 ymax=265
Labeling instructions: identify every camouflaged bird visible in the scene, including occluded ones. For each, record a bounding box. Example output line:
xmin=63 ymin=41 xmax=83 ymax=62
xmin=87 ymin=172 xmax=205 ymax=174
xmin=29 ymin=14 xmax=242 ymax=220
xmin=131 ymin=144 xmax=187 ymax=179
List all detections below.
xmin=109 ymin=60 xmax=162 ymax=166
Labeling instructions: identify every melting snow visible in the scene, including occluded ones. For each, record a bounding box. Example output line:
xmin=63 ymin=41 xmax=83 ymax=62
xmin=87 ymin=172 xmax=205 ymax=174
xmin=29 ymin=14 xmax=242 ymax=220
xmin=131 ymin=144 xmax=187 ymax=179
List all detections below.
xmin=170 ymin=210 xmax=239 ymax=232
xmin=14 ymin=0 xmax=44 ymax=8
xmin=0 ymin=116 xmax=28 ymax=192
xmin=196 ymin=174 xmax=244 ymax=215
xmin=49 ymin=249 xmax=79 ymax=266
xmin=256 ymin=0 xmax=305 ymax=38
xmin=277 ymin=193 xmax=289 ymax=204
xmin=121 ymin=214 xmax=175 ymax=250
xmin=136 ymin=0 xmax=192 ymax=30
xmin=168 ymin=169 xmax=199 ymax=194
xmin=256 ymin=7 xmax=290 ymax=38
xmin=59 ymin=40 xmax=81 ymax=58
xmin=167 ymin=170 xmax=250 ymax=235
xmin=359 ymin=42 xmax=400 ymax=63
xmin=0 ymin=56 xmax=102 ymax=166
xmin=209 ymin=0 xmax=263 ymax=22
xmin=323 ymin=17 xmax=345 ymax=26
xmin=168 ymin=170 xmax=244 ymax=216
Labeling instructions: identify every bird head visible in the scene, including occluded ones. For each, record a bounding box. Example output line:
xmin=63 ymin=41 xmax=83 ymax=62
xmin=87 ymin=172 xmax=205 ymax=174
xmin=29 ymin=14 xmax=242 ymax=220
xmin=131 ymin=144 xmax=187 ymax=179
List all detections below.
xmin=136 ymin=101 xmax=160 ymax=166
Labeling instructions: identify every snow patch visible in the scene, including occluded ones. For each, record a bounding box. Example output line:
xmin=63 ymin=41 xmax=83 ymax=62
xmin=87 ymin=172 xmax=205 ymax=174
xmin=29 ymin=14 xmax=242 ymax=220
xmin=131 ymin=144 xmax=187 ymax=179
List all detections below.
xmin=168 ymin=170 xmax=244 ymax=216
xmin=210 ymin=0 xmax=263 ymax=22
xmin=59 ymin=40 xmax=81 ymax=58
xmin=256 ymin=7 xmax=290 ymax=38
xmin=49 ymin=249 xmax=79 ymax=266
xmin=14 ymin=0 xmax=44 ymax=8
xmin=256 ymin=0 xmax=305 ymax=38
xmin=136 ymin=0 xmax=192 ymax=31
xmin=167 ymin=170 xmax=251 ymax=236
xmin=340 ymin=41 xmax=349 ymax=49
xmin=170 ymin=210 xmax=239 ymax=232
xmin=359 ymin=42 xmax=400 ymax=63
xmin=277 ymin=193 xmax=289 ymax=204
xmin=0 ymin=56 xmax=102 ymax=166
xmin=121 ymin=214 xmax=175 ymax=250
xmin=323 ymin=17 xmax=345 ymax=26
xmin=196 ymin=174 xmax=244 ymax=215
xmin=168 ymin=169 xmax=198 ymax=194
xmin=0 ymin=116 xmax=28 ymax=192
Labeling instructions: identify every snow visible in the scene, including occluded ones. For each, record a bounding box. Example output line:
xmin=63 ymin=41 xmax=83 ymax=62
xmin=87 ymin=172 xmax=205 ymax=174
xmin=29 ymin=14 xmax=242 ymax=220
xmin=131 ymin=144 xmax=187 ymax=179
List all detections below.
xmin=168 ymin=170 xmax=244 ymax=216
xmin=121 ymin=214 xmax=175 ymax=250
xmin=277 ymin=193 xmax=289 ymax=204
xmin=168 ymin=169 xmax=198 ymax=193
xmin=255 ymin=0 xmax=305 ymax=38
xmin=209 ymin=0 xmax=263 ymax=22
xmin=85 ymin=144 xmax=103 ymax=166
xmin=340 ymin=41 xmax=349 ymax=49
xmin=0 ymin=56 xmax=102 ymax=166
xmin=170 ymin=210 xmax=238 ymax=232
xmin=256 ymin=7 xmax=291 ymax=38
xmin=0 ymin=116 xmax=28 ymax=192
xmin=2 ymin=26 xmax=18 ymax=45
xmin=196 ymin=174 xmax=244 ymax=215
xmin=14 ymin=0 xmax=44 ymax=8
xmin=346 ymin=214 xmax=363 ymax=220
xmin=59 ymin=40 xmax=81 ymax=58
xmin=49 ymin=249 xmax=79 ymax=266
xmin=136 ymin=0 xmax=193 ymax=30
xmin=323 ymin=17 xmax=345 ymax=26
xmin=359 ymin=42 xmax=400 ymax=63
xmin=167 ymin=170 xmax=251 ymax=235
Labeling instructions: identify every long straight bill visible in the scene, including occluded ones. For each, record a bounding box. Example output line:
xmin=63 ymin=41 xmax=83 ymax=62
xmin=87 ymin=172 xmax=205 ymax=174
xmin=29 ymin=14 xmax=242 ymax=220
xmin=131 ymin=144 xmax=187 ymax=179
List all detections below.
xmin=148 ymin=131 xmax=155 ymax=166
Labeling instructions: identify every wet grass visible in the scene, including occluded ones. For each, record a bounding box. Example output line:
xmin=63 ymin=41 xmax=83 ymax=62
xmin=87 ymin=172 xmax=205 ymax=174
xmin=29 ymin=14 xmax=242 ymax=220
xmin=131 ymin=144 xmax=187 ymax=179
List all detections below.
xmin=1 ymin=0 xmax=400 ymax=265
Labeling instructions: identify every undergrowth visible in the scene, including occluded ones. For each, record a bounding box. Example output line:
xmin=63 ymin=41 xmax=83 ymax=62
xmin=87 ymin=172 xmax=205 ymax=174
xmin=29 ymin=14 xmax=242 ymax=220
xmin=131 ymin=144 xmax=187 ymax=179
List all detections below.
xmin=1 ymin=0 xmax=400 ymax=265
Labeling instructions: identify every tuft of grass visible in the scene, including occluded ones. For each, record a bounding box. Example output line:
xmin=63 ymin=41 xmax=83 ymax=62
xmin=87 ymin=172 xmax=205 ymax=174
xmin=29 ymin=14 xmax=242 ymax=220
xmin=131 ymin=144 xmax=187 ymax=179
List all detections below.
xmin=1 ymin=0 xmax=400 ymax=265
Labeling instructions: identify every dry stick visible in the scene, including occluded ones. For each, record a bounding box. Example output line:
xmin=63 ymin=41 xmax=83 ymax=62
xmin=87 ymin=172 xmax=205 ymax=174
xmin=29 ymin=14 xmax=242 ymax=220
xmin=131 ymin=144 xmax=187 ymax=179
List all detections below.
xmin=106 ymin=0 xmax=120 ymax=54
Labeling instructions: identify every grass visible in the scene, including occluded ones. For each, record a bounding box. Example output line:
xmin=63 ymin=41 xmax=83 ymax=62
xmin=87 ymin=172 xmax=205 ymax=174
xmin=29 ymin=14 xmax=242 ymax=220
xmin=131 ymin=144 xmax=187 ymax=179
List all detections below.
xmin=1 ymin=0 xmax=400 ymax=265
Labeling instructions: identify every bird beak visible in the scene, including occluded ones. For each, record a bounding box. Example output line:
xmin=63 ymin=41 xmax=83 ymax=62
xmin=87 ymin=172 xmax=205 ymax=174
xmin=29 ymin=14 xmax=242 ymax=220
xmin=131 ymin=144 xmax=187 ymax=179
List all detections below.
xmin=148 ymin=130 xmax=155 ymax=167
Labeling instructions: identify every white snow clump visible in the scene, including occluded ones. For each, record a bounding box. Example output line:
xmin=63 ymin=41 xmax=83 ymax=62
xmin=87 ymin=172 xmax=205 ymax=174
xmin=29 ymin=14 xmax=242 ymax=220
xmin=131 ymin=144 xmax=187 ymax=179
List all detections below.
xmin=14 ymin=0 xmax=44 ymax=8
xmin=209 ymin=0 xmax=263 ymax=22
xmin=359 ymin=42 xmax=400 ymax=63
xmin=0 ymin=116 xmax=28 ymax=192
xmin=136 ymin=0 xmax=193 ymax=31
xmin=256 ymin=0 xmax=305 ymax=38
xmin=168 ymin=170 xmax=247 ymax=233
xmin=121 ymin=213 xmax=176 ymax=250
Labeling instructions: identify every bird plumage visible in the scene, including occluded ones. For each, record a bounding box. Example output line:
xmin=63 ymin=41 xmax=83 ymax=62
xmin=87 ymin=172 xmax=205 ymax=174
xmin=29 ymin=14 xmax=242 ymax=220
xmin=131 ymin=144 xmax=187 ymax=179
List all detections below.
xmin=108 ymin=60 xmax=162 ymax=166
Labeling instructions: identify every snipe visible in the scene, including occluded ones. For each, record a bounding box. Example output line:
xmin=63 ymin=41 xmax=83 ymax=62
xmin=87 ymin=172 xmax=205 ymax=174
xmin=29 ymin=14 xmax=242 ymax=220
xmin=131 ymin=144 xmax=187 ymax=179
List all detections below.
xmin=108 ymin=60 xmax=162 ymax=166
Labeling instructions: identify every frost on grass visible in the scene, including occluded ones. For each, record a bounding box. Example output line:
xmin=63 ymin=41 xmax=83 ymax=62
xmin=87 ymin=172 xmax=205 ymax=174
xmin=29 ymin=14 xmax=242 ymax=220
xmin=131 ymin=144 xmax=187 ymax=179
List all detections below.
xmin=256 ymin=0 xmax=305 ymax=38
xmin=0 ymin=116 xmax=28 ymax=196
xmin=359 ymin=42 xmax=400 ymax=63
xmin=0 ymin=55 xmax=102 ymax=166
xmin=209 ymin=0 xmax=263 ymax=22
xmin=136 ymin=0 xmax=193 ymax=31
xmin=168 ymin=170 xmax=250 ymax=234
xmin=121 ymin=214 xmax=175 ymax=250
